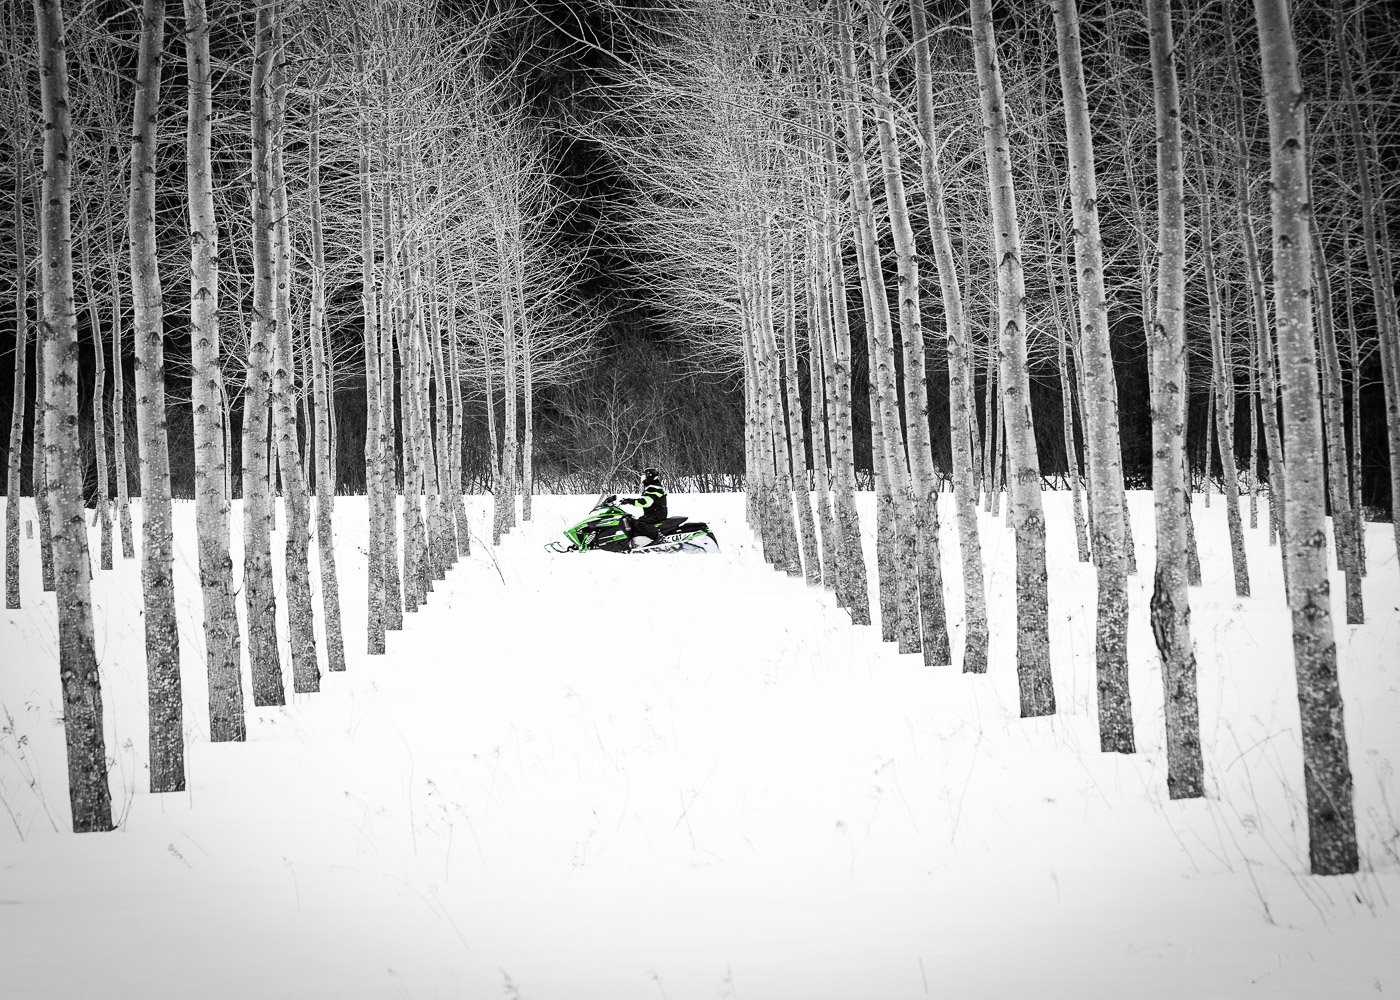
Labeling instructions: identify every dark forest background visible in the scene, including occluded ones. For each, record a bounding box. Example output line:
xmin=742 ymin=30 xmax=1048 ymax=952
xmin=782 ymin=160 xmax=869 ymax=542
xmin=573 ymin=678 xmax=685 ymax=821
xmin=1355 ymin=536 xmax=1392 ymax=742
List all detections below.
xmin=0 ymin=0 xmax=1394 ymax=511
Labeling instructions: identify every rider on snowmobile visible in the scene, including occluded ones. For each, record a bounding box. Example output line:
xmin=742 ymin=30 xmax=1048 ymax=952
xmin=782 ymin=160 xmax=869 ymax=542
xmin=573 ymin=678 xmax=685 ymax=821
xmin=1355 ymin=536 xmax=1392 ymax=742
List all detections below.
xmin=545 ymin=467 xmax=717 ymax=554
xmin=618 ymin=467 xmax=667 ymax=547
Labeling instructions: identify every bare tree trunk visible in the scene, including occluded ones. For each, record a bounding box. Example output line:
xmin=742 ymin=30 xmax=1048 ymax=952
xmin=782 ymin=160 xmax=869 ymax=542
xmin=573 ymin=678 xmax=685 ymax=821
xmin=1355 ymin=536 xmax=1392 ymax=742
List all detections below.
xmin=1256 ymin=0 xmax=1358 ymax=875
xmin=1203 ymin=393 xmax=1215 ymax=506
xmin=186 ymin=0 xmax=245 ymax=739
xmin=105 ymin=195 xmax=134 ymax=560
xmin=1247 ymin=293 xmax=1261 ymax=530
xmin=377 ymin=131 xmax=403 ymax=632
xmin=399 ymin=279 xmax=424 ymax=610
xmin=469 ymin=263 xmax=502 ymax=545
xmin=5 ymin=147 xmax=28 ymax=609
xmin=517 ymin=248 xmax=535 ymax=525
xmin=129 ymin=0 xmax=185 ymax=792
xmin=1146 ymin=0 xmax=1202 ymax=798
xmin=33 ymin=0 xmax=113 ymax=832
xmin=415 ymin=247 xmax=440 ymax=582
xmin=494 ymin=204 xmax=520 ymax=542
xmin=911 ymin=0 xmax=988 ymax=671
xmin=1311 ymin=232 xmax=1362 ymax=622
xmin=396 ymin=196 xmax=427 ymax=609
xmin=406 ymin=189 xmax=443 ymax=587
xmin=305 ymin=83 xmax=345 ymax=671
xmin=981 ymin=340 xmax=995 ymax=513
xmin=1056 ymin=329 xmax=1089 ymax=563
xmin=1196 ymin=157 xmax=1250 ymax=597
xmin=266 ymin=29 xmax=319 ymax=695
xmin=818 ymin=111 xmax=870 ymax=625
xmin=428 ymin=247 xmax=455 ymax=569
xmin=746 ymin=244 xmax=777 ymax=568
xmin=867 ymin=351 xmax=899 ymax=643
xmin=870 ymin=0 xmax=949 ymax=664
xmin=446 ymin=263 xmax=469 ymax=555
xmin=298 ymin=357 xmax=312 ymax=489
xmin=836 ymin=0 xmax=918 ymax=650
xmin=78 ymin=207 xmax=113 ymax=571
xmin=1225 ymin=1 xmax=1287 ymax=555
xmin=803 ymin=208 xmax=836 ymax=591
xmin=742 ymin=301 xmax=759 ymax=534
xmin=31 ymin=176 xmax=54 ymax=595
xmin=806 ymin=230 xmax=836 ymax=591
xmin=243 ymin=8 xmax=286 ymax=705
xmin=1343 ymin=244 xmax=1365 ymax=574
xmin=356 ymin=28 xmax=385 ymax=656
xmin=756 ymin=231 xmax=801 ymax=577
xmin=1183 ymin=472 xmax=1202 ymax=586
xmin=972 ymin=0 xmax=1053 ymax=715
xmin=740 ymin=281 xmax=769 ymax=554
xmin=780 ymin=221 xmax=821 ymax=585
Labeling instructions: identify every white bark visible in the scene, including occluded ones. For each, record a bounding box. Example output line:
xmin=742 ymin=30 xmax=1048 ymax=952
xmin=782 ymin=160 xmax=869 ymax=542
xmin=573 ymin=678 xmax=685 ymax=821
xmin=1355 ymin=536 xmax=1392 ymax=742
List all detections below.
xmin=1146 ymin=0 xmax=1203 ymax=798
xmin=910 ymin=0 xmax=987 ymax=671
xmin=33 ymin=0 xmax=113 ymax=832
xmin=186 ymin=0 xmax=245 ymax=739
xmin=306 ymin=83 xmax=345 ymax=671
xmin=243 ymin=8 xmax=286 ymax=705
xmin=5 ymin=148 xmax=28 ymax=609
xmin=1257 ymin=0 xmax=1358 ymax=875
xmin=129 ymin=0 xmax=185 ymax=791
xmin=1051 ymin=0 xmax=1132 ymax=746
xmin=971 ymin=0 xmax=1054 ymax=715
xmin=869 ymin=0 xmax=949 ymax=664
xmin=836 ymin=0 xmax=918 ymax=651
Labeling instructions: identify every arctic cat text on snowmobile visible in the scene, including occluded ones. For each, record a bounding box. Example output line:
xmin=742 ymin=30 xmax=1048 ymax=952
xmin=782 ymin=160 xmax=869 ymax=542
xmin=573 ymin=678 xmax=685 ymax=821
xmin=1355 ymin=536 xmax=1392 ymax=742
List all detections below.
xmin=545 ymin=493 xmax=720 ymax=554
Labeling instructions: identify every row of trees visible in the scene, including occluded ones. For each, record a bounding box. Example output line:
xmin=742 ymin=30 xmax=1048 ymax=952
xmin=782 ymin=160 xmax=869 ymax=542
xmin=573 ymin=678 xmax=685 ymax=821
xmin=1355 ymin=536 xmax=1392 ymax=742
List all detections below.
xmin=3 ymin=0 xmax=597 ymax=831
xmin=592 ymin=0 xmax=1398 ymax=876
xmin=3 ymin=0 xmax=1395 ymax=881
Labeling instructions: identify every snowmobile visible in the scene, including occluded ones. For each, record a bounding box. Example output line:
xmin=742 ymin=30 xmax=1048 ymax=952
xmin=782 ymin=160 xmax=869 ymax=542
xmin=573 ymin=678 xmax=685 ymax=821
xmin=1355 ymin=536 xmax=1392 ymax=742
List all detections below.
xmin=545 ymin=492 xmax=720 ymax=554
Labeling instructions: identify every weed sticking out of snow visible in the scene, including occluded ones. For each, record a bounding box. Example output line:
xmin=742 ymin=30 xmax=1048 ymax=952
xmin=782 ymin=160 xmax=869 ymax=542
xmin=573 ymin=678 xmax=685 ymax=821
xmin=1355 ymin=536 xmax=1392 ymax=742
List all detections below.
xmin=0 ymin=492 xmax=1397 ymax=999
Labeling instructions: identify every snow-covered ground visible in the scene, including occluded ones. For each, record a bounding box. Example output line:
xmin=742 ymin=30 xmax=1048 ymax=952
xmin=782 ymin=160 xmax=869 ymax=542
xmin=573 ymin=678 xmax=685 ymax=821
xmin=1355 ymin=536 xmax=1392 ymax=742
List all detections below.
xmin=1 ymin=489 xmax=1397 ymax=999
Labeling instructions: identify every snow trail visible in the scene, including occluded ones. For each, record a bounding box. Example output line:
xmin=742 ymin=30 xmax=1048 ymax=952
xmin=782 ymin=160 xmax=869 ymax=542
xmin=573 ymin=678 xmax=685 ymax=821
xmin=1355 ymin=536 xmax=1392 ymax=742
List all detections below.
xmin=1 ymin=492 xmax=1397 ymax=998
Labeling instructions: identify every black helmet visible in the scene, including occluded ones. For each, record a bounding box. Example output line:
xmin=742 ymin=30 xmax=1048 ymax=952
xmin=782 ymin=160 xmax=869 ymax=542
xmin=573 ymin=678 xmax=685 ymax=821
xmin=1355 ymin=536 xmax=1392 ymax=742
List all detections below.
xmin=641 ymin=467 xmax=662 ymax=489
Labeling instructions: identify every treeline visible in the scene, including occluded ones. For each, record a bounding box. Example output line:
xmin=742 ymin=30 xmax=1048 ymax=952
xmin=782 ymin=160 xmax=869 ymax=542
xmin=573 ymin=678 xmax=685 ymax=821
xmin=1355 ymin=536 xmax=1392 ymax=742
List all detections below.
xmin=586 ymin=0 xmax=1399 ymax=877
xmin=2 ymin=0 xmax=601 ymax=831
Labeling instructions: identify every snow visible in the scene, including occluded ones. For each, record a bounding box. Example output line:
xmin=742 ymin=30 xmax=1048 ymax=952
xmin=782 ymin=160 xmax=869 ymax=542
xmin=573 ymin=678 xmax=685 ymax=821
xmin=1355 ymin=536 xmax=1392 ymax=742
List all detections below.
xmin=1 ymin=489 xmax=1397 ymax=999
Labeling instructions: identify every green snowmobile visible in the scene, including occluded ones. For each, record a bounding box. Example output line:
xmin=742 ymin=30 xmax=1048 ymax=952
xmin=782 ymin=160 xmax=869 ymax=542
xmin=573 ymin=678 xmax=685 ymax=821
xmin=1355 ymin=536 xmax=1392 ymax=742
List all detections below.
xmin=545 ymin=493 xmax=720 ymax=554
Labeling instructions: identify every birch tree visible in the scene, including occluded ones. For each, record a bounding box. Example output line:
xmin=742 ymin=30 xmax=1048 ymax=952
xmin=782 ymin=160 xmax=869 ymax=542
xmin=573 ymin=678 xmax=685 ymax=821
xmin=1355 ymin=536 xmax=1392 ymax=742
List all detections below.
xmin=1146 ymin=0 xmax=1203 ymax=799
xmin=31 ymin=171 xmax=54 ymax=596
xmin=306 ymin=78 xmax=346 ymax=672
xmin=106 ymin=191 xmax=134 ymax=561
xmin=352 ymin=19 xmax=388 ymax=655
xmin=836 ymin=0 xmax=919 ymax=652
xmin=267 ymin=21 xmax=319 ymax=694
xmin=909 ymin=0 xmax=986 ymax=672
xmin=1254 ymin=0 xmax=1358 ymax=876
xmin=243 ymin=6 xmax=286 ymax=705
xmin=33 ymin=0 xmax=113 ymax=832
xmin=1050 ymin=0 xmax=1133 ymax=749
xmin=184 ymin=0 xmax=244 ymax=742
xmin=971 ymin=0 xmax=1054 ymax=716
xmin=76 ymin=202 xmax=113 ymax=571
xmin=128 ymin=0 xmax=185 ymax=792
xmin=5 ymin=145 xmax=27 ymax=610
xmin=868 ymin=0 xmax=950 ymax=664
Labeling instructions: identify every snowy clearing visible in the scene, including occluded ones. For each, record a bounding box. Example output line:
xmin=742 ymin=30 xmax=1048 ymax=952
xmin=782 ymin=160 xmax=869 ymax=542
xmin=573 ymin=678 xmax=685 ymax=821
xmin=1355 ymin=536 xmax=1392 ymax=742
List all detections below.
xmin=1 ymin=491 xmax=1397 ymax=999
